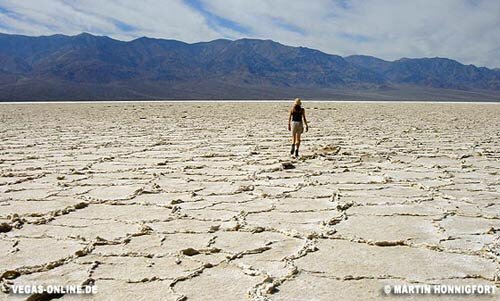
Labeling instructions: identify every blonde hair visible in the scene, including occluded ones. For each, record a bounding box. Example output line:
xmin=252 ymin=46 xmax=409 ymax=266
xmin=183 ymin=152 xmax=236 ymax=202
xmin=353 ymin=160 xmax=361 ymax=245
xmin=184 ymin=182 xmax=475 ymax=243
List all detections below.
xmin=292 ymin=98 xmax=302 ymax=113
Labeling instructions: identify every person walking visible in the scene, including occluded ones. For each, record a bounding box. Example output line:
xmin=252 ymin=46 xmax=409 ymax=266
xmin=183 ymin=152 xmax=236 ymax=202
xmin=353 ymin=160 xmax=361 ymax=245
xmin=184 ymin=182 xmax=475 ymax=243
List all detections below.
xmin=288 ymin=98 xmax=308 ymax=157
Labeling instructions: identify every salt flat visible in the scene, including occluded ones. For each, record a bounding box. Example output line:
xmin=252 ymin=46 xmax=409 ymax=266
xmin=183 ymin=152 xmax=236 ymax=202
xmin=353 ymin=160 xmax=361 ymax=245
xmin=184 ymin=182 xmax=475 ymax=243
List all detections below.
xmin=0 ymin=102 xmax=499 ymax=300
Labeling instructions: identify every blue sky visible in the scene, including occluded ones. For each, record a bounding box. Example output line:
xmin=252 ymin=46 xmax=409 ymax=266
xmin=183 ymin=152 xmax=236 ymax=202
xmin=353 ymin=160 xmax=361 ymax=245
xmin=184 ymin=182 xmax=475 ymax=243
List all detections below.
xmin=0 ymin=0 xmax=499 ymax=68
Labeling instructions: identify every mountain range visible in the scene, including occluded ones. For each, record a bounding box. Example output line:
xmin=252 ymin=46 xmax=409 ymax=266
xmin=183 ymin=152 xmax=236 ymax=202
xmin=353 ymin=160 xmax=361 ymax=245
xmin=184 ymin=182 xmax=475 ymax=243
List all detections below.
xmin=0 ymin=32 xmax=499 ymax=101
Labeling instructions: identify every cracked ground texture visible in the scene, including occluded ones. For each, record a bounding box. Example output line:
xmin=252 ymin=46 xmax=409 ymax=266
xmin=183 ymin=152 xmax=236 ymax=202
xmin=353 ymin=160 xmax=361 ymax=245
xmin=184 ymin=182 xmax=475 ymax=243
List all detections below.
xmin=0 ymin=102 xmax=499 ymax=301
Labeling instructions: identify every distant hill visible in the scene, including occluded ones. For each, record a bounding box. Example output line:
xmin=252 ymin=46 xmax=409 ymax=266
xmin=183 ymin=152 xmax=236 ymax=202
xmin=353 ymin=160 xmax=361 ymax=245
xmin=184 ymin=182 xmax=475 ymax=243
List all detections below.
xmin=345 ymin=55 xmax=500 ymax=91
xmin=0 ymin=32 xmax=499 ymax=101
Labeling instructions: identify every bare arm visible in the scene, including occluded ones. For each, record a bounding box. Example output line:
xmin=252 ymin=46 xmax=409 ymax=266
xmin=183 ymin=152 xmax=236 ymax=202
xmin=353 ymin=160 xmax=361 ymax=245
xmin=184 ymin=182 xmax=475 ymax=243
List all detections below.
xmin=288 ymin=110 xmax=292 ymax=131
xmin=302 ymin=108 xmax=309 ymax=131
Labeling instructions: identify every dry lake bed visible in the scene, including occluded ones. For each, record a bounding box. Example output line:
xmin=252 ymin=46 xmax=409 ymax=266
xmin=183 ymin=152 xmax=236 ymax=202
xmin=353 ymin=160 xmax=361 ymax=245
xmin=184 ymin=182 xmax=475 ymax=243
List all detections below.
xmin=0 ymin=102 xmax=499 ymax=300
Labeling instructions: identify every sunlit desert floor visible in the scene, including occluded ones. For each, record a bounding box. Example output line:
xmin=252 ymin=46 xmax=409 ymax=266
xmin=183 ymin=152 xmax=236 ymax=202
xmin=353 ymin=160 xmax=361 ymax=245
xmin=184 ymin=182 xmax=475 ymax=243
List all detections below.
xmin=0 ymin=102 xmax=499 ymax=300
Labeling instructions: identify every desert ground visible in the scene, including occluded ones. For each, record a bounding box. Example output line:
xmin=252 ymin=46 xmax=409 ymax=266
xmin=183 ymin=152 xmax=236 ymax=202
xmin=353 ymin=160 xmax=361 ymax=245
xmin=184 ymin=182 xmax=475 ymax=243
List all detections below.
xmin=0 ymin=101 xmax=499 ymax=300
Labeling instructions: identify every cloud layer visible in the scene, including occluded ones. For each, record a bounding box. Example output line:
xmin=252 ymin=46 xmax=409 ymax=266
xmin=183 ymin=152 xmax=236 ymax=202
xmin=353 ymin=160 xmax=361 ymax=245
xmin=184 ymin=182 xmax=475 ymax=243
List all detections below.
xmin=0 ymin=0 xmax=499 ymax=68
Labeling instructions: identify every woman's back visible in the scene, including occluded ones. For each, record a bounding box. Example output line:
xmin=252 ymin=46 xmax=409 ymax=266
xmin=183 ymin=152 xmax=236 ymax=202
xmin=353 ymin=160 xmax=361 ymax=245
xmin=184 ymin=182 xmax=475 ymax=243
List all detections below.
xmin=292 ymin=106 xmax=303 ymax=122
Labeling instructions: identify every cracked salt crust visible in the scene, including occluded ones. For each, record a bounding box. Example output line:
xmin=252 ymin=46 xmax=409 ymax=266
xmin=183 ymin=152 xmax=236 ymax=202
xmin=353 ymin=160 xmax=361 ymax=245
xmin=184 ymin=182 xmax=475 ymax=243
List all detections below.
xmin=0 ymin=102 xmax=499 ymax=300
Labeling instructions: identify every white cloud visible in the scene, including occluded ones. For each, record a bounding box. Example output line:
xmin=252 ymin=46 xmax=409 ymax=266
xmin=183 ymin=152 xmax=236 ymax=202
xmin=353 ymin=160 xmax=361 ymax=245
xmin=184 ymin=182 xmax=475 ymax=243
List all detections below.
xmin=200 ymin=0 xmax=500 ymax=67
xmin=0 ymin=0 xmax=220 ymax=41
xmin=0 ymin=0 xmax=499 ymax=67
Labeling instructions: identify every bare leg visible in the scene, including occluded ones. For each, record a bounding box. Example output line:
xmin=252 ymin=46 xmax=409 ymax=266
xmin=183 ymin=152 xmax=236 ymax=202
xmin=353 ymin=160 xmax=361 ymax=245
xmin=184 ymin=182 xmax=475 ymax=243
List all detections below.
xmin=295 ymin=133 xmax=301 ymax=156
xmin=290 ymin=133 xmax=296 ymax=154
